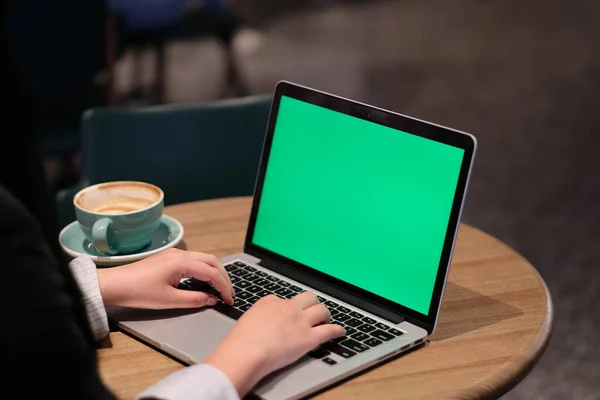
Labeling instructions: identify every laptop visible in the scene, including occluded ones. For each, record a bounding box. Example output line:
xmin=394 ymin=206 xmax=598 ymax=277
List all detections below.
xmin=107 ymin=81 xmax=477 ymax=399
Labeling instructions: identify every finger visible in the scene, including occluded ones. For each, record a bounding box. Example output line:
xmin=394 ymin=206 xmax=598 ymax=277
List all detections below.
xmin=186 ymin=260 xmax=234 ymax=305
xmin=187 ymin=252 xmax=232 ymax=290
xmin=166 ymin=287 xmax=218 ymax=309
xmin=310 ymin=324 xmax=347 ymax=344
xmin=187 ymin=252 xmax=234 ymax=297
xmin=291 ymin=291 xmax=320 ymax=310
xmin=303 ymin=303 xmax=331 ymax=326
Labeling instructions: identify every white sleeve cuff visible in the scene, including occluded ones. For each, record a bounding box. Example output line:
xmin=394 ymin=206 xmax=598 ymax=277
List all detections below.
xmin=136 ymin=364 xmax=239 ymax=400
xmin=68 ymin=255 xmax=109 ymax=341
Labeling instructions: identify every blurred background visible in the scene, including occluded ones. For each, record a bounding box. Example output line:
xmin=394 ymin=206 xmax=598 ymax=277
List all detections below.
xmin=7 ymin=0 xmax=599 ymax=398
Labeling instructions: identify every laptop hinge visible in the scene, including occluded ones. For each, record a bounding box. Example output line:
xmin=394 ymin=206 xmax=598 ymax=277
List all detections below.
xmin=257 ymin=256 xmax=406 ymax=325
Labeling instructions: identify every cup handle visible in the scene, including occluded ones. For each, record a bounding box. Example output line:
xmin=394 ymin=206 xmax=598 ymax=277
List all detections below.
xmin=92 ymin=218 xmax=118 ymax=255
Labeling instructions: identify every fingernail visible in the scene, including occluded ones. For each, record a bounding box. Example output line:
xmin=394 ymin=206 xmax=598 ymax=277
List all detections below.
xmin=207 ymin=297 xmax=217 ymax=306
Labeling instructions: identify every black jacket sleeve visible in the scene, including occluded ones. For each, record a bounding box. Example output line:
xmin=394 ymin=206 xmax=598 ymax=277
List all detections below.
xmin=0 ymin=185 xmax=117 ymax=399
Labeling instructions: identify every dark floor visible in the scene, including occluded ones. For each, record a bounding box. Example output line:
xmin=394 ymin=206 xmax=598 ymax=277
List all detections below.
xmin=115 ymin=0 xmax=600 ymax=398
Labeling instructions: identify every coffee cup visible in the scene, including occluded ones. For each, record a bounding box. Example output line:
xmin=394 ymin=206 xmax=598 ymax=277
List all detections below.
xmin=74 ymin=181 xmax=164 ymax=255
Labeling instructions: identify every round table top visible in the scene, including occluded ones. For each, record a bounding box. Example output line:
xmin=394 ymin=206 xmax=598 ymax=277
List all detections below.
xmin=97 ymin=197 xmax=554 ymax=400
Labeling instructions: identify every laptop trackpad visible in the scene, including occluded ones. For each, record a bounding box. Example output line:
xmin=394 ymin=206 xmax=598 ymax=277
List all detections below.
xmin=108 ymin=307 xmax=235 ymax=364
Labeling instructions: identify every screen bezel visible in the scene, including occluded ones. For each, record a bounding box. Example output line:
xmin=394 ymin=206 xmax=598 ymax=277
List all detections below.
xmin=244 ymin=81 xmax=476 ymax=334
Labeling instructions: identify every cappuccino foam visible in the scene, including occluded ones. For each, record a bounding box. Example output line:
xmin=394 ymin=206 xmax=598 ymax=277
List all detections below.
xmin=91 ymin=198 xmax=154 ymax=214
xmin=76 ymin=181 xmax=162 ymax=214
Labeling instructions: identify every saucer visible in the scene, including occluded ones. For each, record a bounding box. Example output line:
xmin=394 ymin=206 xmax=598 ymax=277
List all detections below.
xmin=59 ymin=215 xmax=184 ymax=267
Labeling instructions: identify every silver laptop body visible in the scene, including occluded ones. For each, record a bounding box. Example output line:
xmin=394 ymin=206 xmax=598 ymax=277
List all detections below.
xmin=108 ymin=81 xmax=477 ymax=400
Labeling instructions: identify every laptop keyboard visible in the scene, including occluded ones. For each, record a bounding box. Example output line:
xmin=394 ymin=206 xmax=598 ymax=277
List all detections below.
xmin=178 ymin=260 xmax=405 ymax=366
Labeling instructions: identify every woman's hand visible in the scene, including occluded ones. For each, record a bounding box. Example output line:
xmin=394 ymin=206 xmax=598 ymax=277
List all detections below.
xmin=205 ymin=292 xmax=345 ymax=396
xmin=97 ymin=248 xmax=234 ymax=309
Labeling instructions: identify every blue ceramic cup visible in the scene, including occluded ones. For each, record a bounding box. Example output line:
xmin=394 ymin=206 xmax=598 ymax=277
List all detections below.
xmin=74 ymin=181 xmax=164 ymax=255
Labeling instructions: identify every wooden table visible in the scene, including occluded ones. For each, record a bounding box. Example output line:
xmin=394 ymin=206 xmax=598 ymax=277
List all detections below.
xmin=97 ymin=197 xmax=553 ymax=400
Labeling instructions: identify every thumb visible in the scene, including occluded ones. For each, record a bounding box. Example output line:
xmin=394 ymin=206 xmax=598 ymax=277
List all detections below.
xmin=168 ymin=287 xmax=219 ymax=309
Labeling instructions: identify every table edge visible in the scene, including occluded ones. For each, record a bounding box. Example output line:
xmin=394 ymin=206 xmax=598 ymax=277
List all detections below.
xmin=465 ymin=237 xmax=555 ymax=399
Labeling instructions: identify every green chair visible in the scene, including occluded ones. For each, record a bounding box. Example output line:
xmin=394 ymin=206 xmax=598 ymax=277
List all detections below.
xmin=57 ymin=94 xmax=272 ymax=228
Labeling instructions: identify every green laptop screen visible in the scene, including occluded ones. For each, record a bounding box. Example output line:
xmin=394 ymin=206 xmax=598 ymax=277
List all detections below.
xmin=252 ymin=95 xmax=464 ymax=315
